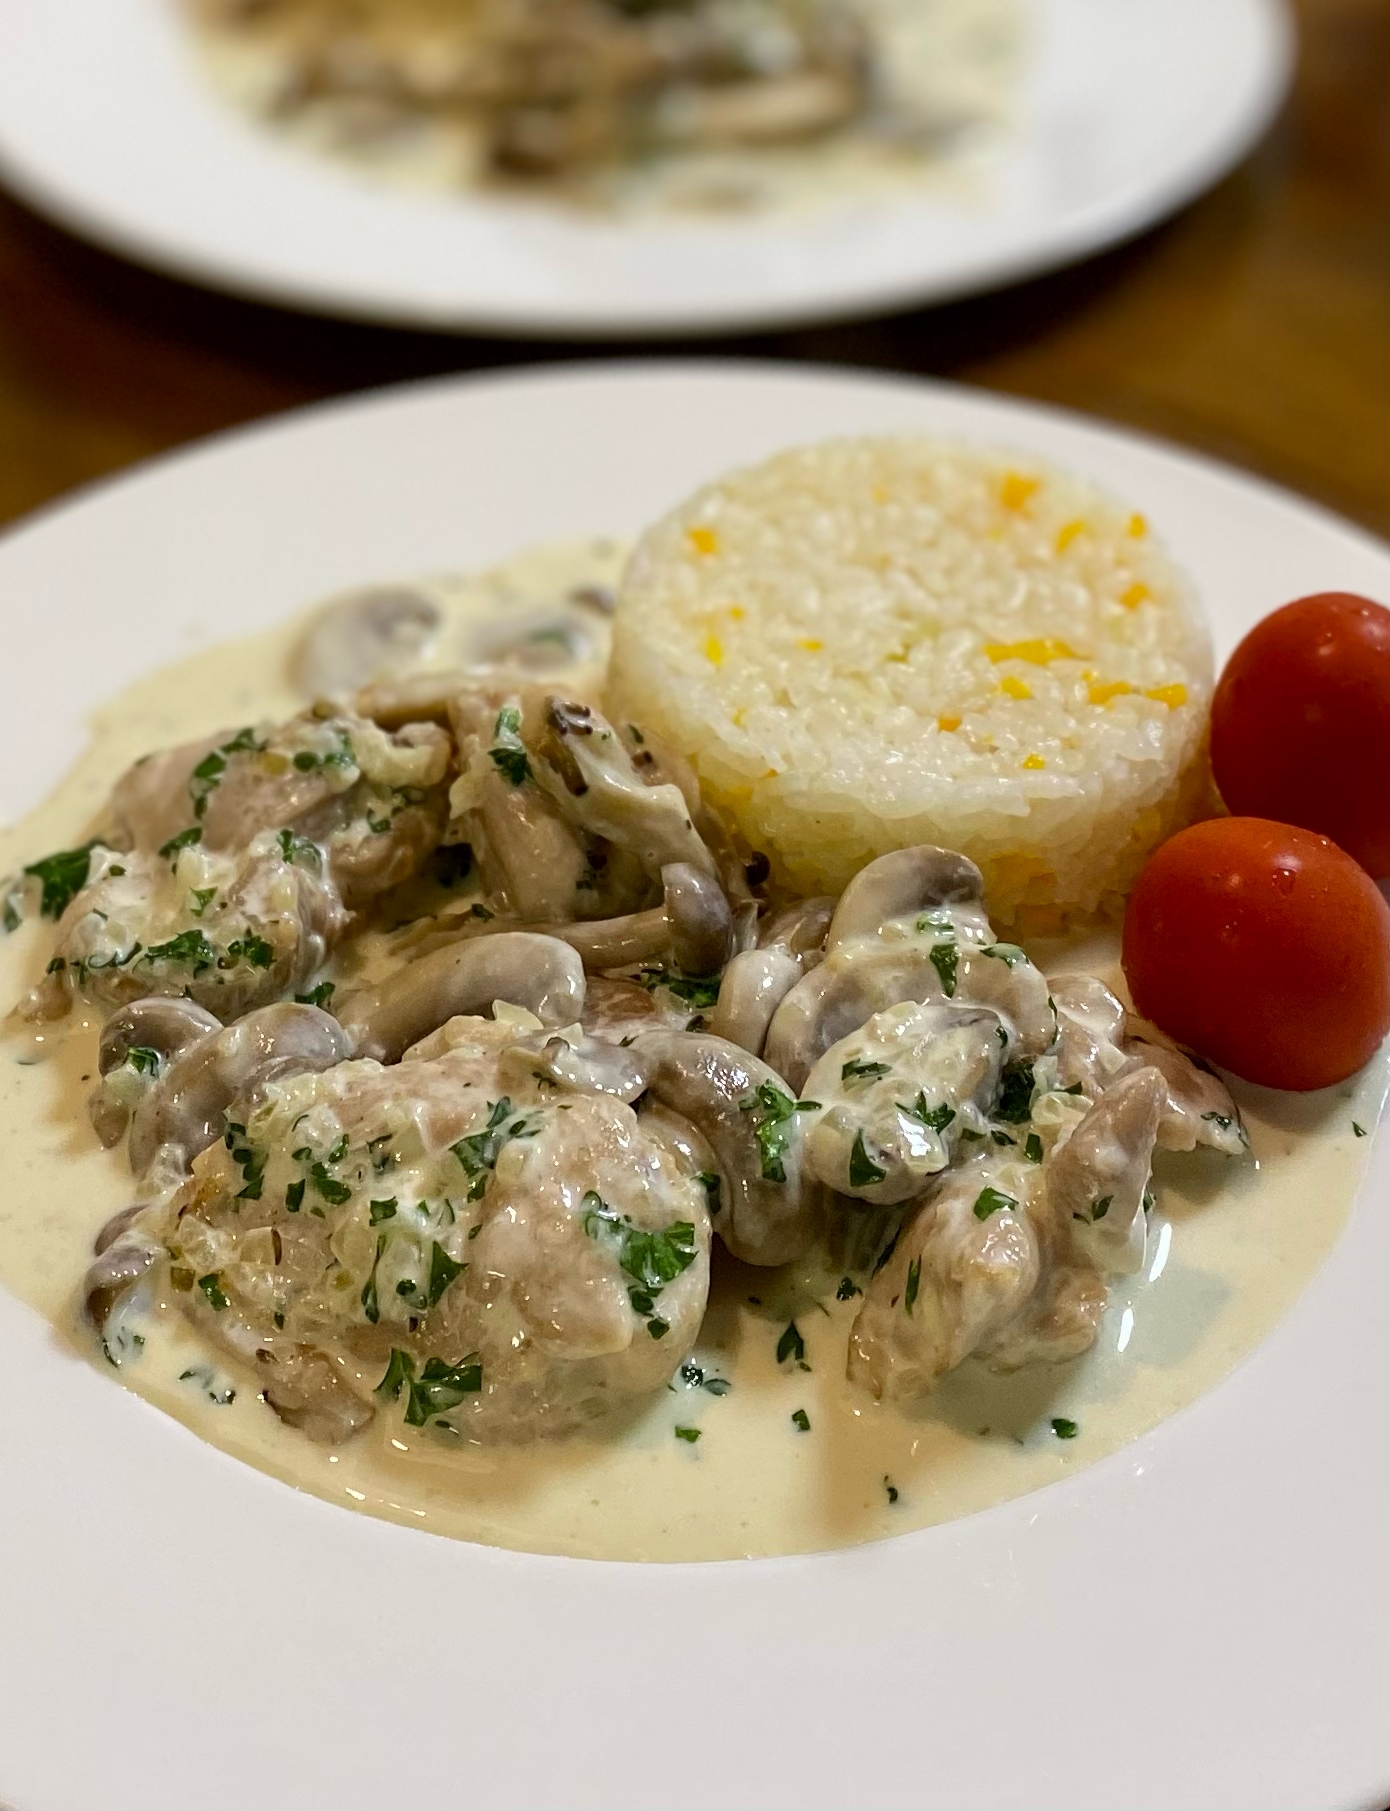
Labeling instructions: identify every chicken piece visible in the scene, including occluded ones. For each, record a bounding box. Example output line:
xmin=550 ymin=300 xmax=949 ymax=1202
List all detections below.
xmin=1048 ymin=975 xmax=1248 ymax=1156
xmin=849 ymin=1070 xmax=1168 ymax=1401
xmin=799 ymin=1000 xmax=1006 ymax=1205
xmin=118 ymin=1016 xmax=711 ymax=1442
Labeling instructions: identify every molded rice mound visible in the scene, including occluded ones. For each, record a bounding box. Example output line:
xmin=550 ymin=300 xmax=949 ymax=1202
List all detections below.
xmin=606 ymin=436 xmax=1213 ymax=929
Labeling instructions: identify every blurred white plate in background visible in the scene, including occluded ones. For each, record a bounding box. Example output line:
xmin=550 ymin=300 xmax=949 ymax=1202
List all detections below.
xmin=0 ymin=0 xmax=1290 ymax=335
xmin=0 ymin=363 xmax=1386 ymax=1811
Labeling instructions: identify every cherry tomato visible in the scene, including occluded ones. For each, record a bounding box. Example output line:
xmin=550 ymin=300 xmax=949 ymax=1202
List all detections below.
xmin=1122 ymin=817 xmax=1390 ymax=1090
xmin=1210 ymin=591 xmax=1390 ymax=878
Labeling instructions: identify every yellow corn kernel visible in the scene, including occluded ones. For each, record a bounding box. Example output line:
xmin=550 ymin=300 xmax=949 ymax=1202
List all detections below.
xmin=985 ymin=638 xmax=1080 ymax=665
xmin=1120 ymin=582 xmax=1150 ymax=609
xmin=702 ymin=634 xmax=724 ymax=666
xmin=1088 ymin=679 xmax=1134 ymax=705
xmin=798 ymin=637 xmax=823 ymax=652
xmin=687 ymin=526 xmax=719 ymax=556
xmin=1127 ymin=513 xmax=1148 ymax=538
xmin=1055 ymin=520 xmax=1085 ymax=553
xmin=937 ymin=714 xmax=961 ymax=732
xmin=1145 ymin=684 xmax=1187 ymax=708
xmin=999 ymin=472 xmax=1040 ymax=510
xmin=1021 ymin=753 xmax=1046 ymax=770
xmin=999 ymin=675 xmax=1032 ymax=700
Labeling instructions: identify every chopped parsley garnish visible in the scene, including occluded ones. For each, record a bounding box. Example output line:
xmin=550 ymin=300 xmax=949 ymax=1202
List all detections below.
xmin=451 ymin=1097 xmax=538 ymax=1199
xmin=841 ymin=1057 xmax=891 ymax=1084
xmin=836 ymin=1276 xmax=861 ymax=1301
xmin=1024 ymin=1132 xmax=1044 ymax=1163
xmin=928 ymin=939 xmax=959 ymax=997
xmin=295 ymin=981 xmax=336 ymax=1008
xmin=220 ymin=932 xmax=275 ymax=971
xmin=141 ymin=928 xmax=217 ymax=974
xmin=849 ymin=1130 xmax=887 ymax=1188
xmin=996 ymin=1060 xmax=1035 ymax=1123
xmin=1051 ymin=1417 xmax=1079 ymax=1440
xmin=309 ymin=1163 xmax=351 ymax=1206
xmin=291 ymin=732 xmax=355 ymax=775
xmin=1353 ymin=1121 xmax=1368 ymax=1137
xmin=674 ymin=1425 xmax=701 ymax=1443
xmin=277 ymin=828 xmax=322 ymax=869
xmin=693 ymin=1171 xmax=721 ymax=1216
xmin=775 ymin=1321 xmax=805 ymax=1365
xmin=197 ymin=1272 xmax=229 ymax=1311
xmin=991 ymin=1129 xmax=1016 ymax=1146
xmin=900 ymin=1092 xmax=955 ymax=1133
xmin=983 ymin=942 xmax=1028 ymax=967
xmin=791 ymin=1408 xmax=811 ymax=1432
xmin=427 ymin=1242 xmax=465 ymax=1307
xmin=916 ymin=908 xmax=955 ymax=935
xmin=872 ymin=1229 xmax=900 ymax=1275
xmin=375 ymin=1349 xmax=483 ymax=1427
xmin=230 ymin=1137 xmax=266 ymax=1201
xmin=189 ymin=887 xmax=217 ymax=917
xmin=189 ymin=727 xmax=262 ymax=818
xmin=369 ymin=1198 xmax=397 ymax=1224
xmin=124 ymin=1046 xmax=161 ymax=1077
xmin=158 ymin=825 xmax=203 ymax=862
xmin=884 ymin=1477 xmax=899 ymax=1505
xmin=973 ymin=1186 xmax=1017 ymax=1221
xmin=1089 ymin=1195 xmax=1112 ymax=1221
xmin=285 ymin=1179 xmax=305 ymax=1212
xmin=361 ymin=1234 xmax=386 ymax=1324
xmin=637 ymin=966 xmax=722 ymax=1008
xmin=678 ymin=1361 xmax=730 ymax=1396
xmin=582 ymin=1191 xmax=698 ymax=1315
xmin=489 ymin=707 xmax=531 ymax=787
xmin=905 ymin=1255 xmax=921 ymax=1314
xmin=23 ymin=841 xmax=99 ymax=918
xmin=738 ymin=1082 xmax=819 ymax=1183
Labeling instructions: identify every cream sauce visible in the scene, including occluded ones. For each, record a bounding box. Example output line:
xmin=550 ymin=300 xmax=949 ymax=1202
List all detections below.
xmin=0 ymin=543 xmax=1383 ymax=1562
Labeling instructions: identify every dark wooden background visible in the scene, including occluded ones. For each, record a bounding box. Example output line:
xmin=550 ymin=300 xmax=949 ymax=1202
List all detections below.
xmin=0 ymin=0 xmax=1386 ymax=541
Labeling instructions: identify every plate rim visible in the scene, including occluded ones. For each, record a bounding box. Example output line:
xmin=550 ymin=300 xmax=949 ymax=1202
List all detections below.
xmin=0 ymin=0 xmax=1295 ymax=336
xmin=0 ymin=360 xmax=1386 ymax=1811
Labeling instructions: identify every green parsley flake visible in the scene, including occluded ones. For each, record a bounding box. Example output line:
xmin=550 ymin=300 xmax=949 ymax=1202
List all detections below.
xmin=791 ymin=1409 xmax=811 ymax=1432
xmin=983 ymin=942 xmax=1028 ymax=967
xmin=674 ymin=1425 xmax=701 ymax=1443
xmin=905 ymin=1255 xmax=922 ymax=1314
xmin=158 ymin=825 xmax=203 ymax=862
xmin=1353 ymin=1121 xmax=1368 ymax=1137
xmin=1051 ymin=1417 xmax=1079 ymax=1440
xmin=489 ymin=707 xmax=531 ymax=787
xmin=900 ymin=1092 xmax=955 ymax=1133
xmin=693 ymin=1171 xmax=722 ymax=1216
xmin=973 ymin=1186 xmax=1018 ymax=1221
xmin=23 ymin=841 xmax=99 ymax=918
xmin=996 ymin=1061 xmax=1035 ymax=1123
xmin=142 ymin=928 xmax=218 ymax=975
xmin=1089 ymin=1194 xmax=1112 ymax=1221
xmin=1024 ymin=1132 xmax=1044 ymax=1163
xmin=295 ymin=981 xmax=335 ymax=1008
xmin=124 ymin=1046 xmax=161 ymax=1077
xmin=836 ymin=1276 xmax=861 ymax=1301
xmin=738 ymin=1082 xmax=819 ymax=1183
xmin=369 ymin=1198 xmax=397 ymax=1225
xmin=928 ymin=940 xmax=959 ymax=998
xmin=849 ymin=1129 xmax=887 ymax=1188
xmin=841 ymin=1057 xmax=891 ymax=1084
xmin=197 ymin=1272 xmax=229 ymax=1311
xmin=776 ymin=1321 xmax=805 ymax=1365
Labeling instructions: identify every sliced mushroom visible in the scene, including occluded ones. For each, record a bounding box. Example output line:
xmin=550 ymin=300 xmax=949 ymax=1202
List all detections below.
xmin=338 ymin=932 xmax=585 ymax=1064
xmin=98 ymin=997 xmax=223 ymax=1076
xmin=82 ymin=1237 xmax=160 ymax=1347
xmin=760 ymin=896 xmax=836 ymax=963
xmin=127 ymin=1003 xmax=354 ymax=1178
xmin=292 ymin=587 xmax=440 ymax=698
xmin=510 ymin=1033 xmax=654 ymax=1103
xmin=766 ymin=938 xmax=1055 ymax=1093
xmin=632 ymin=1030 xmax=822 ymax=1267
xmin=662 ymin=862 xmax=733 ymax=977
xmin=92 ymin=1202 xmax=150 ymax=1256
xmin=826 ymin=847 xmax=989 ymax=949
xmin=707 ymin=946 xmax=803 ymax=1057
xmin=1122 ymin=1033 xmax=1248 ymax=1156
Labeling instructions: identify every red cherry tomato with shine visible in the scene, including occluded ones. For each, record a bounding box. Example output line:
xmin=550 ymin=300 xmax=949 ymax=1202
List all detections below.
xmin=1122 ymin=817 xmax=1390 ymax=1091
xmin=1211 ymin=591 xmax=1390 ymax=878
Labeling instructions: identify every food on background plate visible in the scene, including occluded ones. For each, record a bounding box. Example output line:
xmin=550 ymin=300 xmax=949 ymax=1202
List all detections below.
xmin=1210 ymin=591 xmax=1390 ymax=880
xmin=1 ymin=435 xmax=1384 ymax=1562
xmin=184 ymin=0 xmax=1024 ymax=212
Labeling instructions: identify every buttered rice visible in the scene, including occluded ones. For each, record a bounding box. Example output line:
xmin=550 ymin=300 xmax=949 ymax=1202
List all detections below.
xmin=606 ymin=436 xmax=1213 ymax=927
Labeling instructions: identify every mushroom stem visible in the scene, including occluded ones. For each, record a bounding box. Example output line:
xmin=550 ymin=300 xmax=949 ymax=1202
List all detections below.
xmin=339 ymin=932 xmax=586 ymax=1063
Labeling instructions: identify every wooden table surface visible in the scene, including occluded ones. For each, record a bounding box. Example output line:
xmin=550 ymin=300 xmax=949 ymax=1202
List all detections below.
xmin=0 ymin=0 xmax=1386 ymax=543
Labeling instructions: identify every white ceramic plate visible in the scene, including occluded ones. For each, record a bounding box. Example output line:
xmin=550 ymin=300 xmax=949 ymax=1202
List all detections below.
xmin=0 ymin=0 xmax=1291 ymax=336
xmin=1 ymin=364 xmax=1387 ymax=1811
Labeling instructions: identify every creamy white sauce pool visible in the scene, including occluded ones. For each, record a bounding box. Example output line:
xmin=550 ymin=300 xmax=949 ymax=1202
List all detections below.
xmin=0 ymin=542 xmax=1383 ymax=1563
